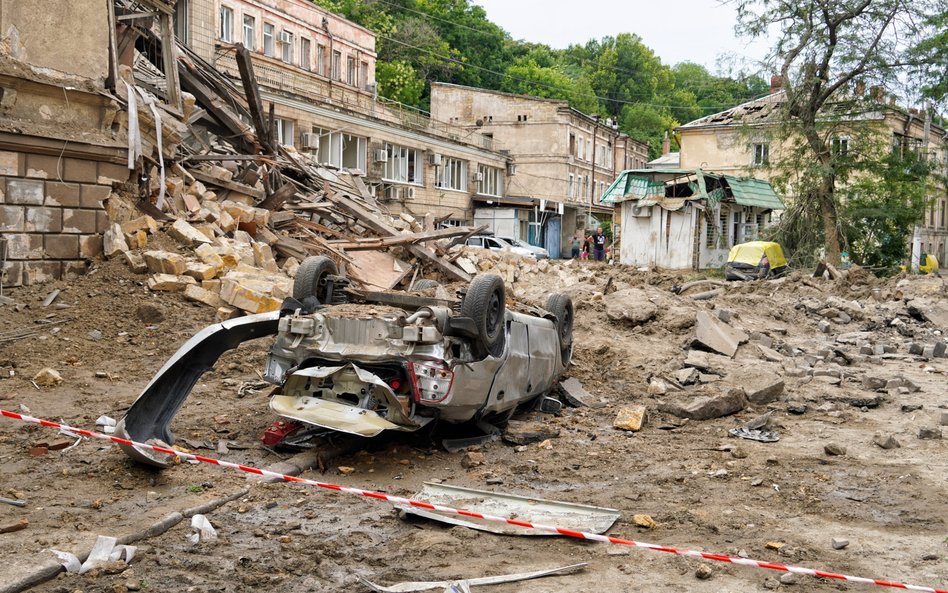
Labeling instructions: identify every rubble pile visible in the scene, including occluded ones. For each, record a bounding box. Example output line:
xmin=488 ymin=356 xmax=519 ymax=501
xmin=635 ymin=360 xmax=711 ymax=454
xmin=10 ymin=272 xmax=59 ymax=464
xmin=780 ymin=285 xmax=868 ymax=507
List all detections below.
xmin=100 ymin=32 xmax=488 ymax=317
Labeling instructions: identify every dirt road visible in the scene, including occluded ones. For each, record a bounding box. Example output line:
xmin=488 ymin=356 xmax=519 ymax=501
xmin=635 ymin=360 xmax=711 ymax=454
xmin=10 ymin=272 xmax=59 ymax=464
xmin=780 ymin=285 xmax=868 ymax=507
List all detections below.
xmin=0 ymin=260 xmax=945 ymax=593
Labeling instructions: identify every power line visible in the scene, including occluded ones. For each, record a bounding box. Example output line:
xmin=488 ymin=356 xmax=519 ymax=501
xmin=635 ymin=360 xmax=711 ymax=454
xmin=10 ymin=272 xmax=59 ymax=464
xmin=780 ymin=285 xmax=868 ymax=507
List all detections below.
xmin=385 ymin=35 xmax=771 ymax=111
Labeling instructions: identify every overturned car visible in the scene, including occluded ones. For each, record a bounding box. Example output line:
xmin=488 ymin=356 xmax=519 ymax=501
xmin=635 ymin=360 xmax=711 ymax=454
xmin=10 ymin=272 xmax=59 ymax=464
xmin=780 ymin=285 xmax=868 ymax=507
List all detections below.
xmin=116 ymin=257 xmax=574 ymax=467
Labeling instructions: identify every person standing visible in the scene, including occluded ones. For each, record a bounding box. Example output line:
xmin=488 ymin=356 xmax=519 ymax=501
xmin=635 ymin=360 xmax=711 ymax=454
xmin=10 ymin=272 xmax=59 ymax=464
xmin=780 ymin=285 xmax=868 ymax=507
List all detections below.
xmin=593 ymin=227 xmax=608 ymax=262
xmin=570 ymin=234 xmax=581 ymax=259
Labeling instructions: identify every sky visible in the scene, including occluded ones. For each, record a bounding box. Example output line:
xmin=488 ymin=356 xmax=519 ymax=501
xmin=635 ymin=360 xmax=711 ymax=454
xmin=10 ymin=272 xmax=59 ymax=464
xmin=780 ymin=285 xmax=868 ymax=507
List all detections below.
xmin=473 ymin=0 xmax=771 ymax=72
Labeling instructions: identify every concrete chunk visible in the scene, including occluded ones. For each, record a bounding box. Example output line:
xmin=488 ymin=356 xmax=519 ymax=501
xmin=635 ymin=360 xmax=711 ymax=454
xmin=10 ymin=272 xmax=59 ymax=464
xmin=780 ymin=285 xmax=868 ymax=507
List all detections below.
xmin=103 ymin=223 xmax=129 ymax=259
xmin=219 ymin=276 xmax=282 ymax=313
xmin=745 ymin=379 xmax=785 ymax=405
xmin=123 ymin=251 xmax=148 ymax=274
xmin=252 ymin=243 xmax=279 ymax=272
xmin=184 ymin=261 xmax=219 ymax=281
xmin=693 ymin=310 xmax=748 ymax=357
xmin=120 ymin=215 xmax=158 ymax=235
xmin=658 ymin=388 xmax=746 ymax=420
xmin=184 ymin=284 xmax=225 ymax=308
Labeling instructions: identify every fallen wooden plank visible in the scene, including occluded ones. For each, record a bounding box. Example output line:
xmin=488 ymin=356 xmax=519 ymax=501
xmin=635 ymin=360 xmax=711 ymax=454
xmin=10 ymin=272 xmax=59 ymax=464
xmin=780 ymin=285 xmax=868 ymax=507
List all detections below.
xmin=235 ymin=44 xmax=275 ymax=154
xmin=190 ymin=170 xmax=265 ymax=200
xmin=257 ymin=181 xmax=296 ymax=211
xmin=329 ymin=225 xmax=486 ymax=250
xmin=177 ymin=63 xmax=258 ymax=154
xmin=346 ymin=250 xmax=412 ymax=290
xmin=292 ymin=218 xmax=356 ymax=241
xmin=327 ymin=192 xmax=472 ymax=282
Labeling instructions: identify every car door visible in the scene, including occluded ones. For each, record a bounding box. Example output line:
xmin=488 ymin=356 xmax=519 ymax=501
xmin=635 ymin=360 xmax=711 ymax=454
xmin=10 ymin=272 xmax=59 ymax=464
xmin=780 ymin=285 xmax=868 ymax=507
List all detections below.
xmin=485 ymin=238 xmax=503 ymax=252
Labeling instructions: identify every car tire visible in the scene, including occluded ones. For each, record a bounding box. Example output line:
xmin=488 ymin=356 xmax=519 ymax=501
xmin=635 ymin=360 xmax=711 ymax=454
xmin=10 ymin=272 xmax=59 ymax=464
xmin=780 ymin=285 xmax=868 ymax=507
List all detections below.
xmin=461 ymin=274 xmax=506 ymax=358
xmin=293 ymin=256 xmax=338 ymax=301
xmin=413 ymin=279 xmax=441 ymax=290
xmin=545 ymin=293 xmax=573 ymax=366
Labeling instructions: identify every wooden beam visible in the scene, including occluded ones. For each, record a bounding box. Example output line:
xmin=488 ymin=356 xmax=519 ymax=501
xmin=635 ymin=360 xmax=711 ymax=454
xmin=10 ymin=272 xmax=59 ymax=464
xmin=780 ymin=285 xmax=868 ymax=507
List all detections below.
xmin=158 ymin=13 xmax=182 ymax=110
xmin=235 ymin=44 xmax=275 ymax=154
xmin=257 ymin=180 xmax=296 ymax=211
xmin=328 ymin=225 xmax=486 ymax=250
xmin=190 ymin=170 xmax=265 ymax=200
xmin=327 ymin=192 xmax=472 ymax=282
xmin=178 ymin=63 xmax=258 ymax=153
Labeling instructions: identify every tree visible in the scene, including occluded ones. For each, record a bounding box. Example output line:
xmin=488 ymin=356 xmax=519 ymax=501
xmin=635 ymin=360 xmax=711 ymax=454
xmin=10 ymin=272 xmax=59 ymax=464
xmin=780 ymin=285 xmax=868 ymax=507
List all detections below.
xmin=732 ymin=0 xmax=943 ymax=264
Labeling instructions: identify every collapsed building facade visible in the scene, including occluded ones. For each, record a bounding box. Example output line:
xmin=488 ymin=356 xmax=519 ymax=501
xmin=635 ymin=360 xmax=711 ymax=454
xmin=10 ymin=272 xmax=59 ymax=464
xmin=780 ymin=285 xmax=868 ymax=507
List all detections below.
xmin=601 ymin=168 xmax=783 ymax=270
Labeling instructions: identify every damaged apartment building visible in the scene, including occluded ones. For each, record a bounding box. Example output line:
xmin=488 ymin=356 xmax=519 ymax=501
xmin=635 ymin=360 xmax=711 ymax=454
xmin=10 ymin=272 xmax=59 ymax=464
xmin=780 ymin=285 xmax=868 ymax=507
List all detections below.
xmin=431 ymin=83 xmax=650 ymax=257
xmin=0 ymin=0 xmax=130 ymax=287
xmin=175 ymin=0 xmax=509 ymax=224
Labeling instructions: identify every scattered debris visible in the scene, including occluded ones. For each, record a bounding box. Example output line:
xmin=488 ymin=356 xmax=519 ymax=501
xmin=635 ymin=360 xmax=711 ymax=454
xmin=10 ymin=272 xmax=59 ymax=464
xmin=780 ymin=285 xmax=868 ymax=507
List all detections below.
xmin=632 ymin=514 xmax=656 ymax=529
xmin=918 ymin=427 xmax=942 ymax=440
xmin=188 ymin=514 xmax=218 ymax=544
xmin=359 ymin=563 xmax=589 ymax=592
xmin=0 ymin=518 xmax=29 ymax=534
xmin=559 ymin=377 xmax=607 ymax=408
xmin=692 ymin=310 xmax=748 ymax=357
xmin=32 ymin=368 xmax=63 ymax=387
xmin=659 ymin=388 xmax=746 ymax=421
xmin=502 ymin=421 xmax=560 ymax=445
xmin=396 ymin=482 xmax=619 ymax=536
xmin=832 ymin=538 xmax=850 ymax=550
xmin=873 ymin=434 xmax=901 ymax=450
xmin=51 ymin=535 xmax=136 ymax=574
xmin=824 ymin=443 xmax=847 ymax=456
xmin=613 ymin=406 xmax=647 ymax=431
xmin=695 ymin=564 xmax=714 ymax=580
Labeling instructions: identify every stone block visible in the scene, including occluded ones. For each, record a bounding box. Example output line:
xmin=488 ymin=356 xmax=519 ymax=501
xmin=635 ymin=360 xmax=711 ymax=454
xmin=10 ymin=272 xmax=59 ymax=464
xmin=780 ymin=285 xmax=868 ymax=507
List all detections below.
xmin=1 ymin=260 xmax=23 ymax=287
xmin=79 ymin=235 xmax=103 ymax=258
xmin=143 ymin=250 xmax=187 ymax=275
xmin=169 ymin=219 xmax=212 ymax=247
xmin=97 ymin=161 xmax=131 ymax=184
xmin=62 ymin=158 xmax=97 ymax=183
xmin=184 ymin=261 xmax=219 ymax=281
xmin=125 ymin=229 xmax=147 ymax=249
xmin=0 ymin=205 xmax=24 ymax=231
xmin=44 ymin=234 xmax=80 ymax=259
xmin=693 ymin=310 xmax=748 ymax=357
xmin=219 ymin=276 xmax=282 ymax=313
xmin=221 ymin=200 xmax=254 ymax=223
xmin=202 ymin=279 xmax=221 ymax=293
xmin=25 ymin=154 xmax=62 ymax=179
xmin=6 ymin=179 xmax=45 ymax=205
xmin=23 ymin=261 xmax=62 ymax=284
xmin=217 ymin=209 xmax=237 ymax=233
xmin=613 ymin=406 xmax=647 ymax=431
xmin=5 ymin=233 xmax=45 ymax=259
xmin=253 ymin=243 xmax=278 ymax=272
xmin=0 ymin=151 xmax=22 ymax=176
xmin=103 ymin=223 xmax=130 ymax=259
xmin=216 ymin=306 xmax=241 ymax=321
xmin=123 ymin=251 xmax=148 ymax=273
xmin=80 ymin=184 xmax=111 ymax=208
xmin=61 ymin=209 xmax=97 ymax=234
xmin=121 ymin=215 xmax=159 ymax=235
xmin=659 ymin=388 xmax=747 ymax=421
xmin=147 ymin=273 xmax=197 ymax=292
xmin=63 ymin=260 xmax=91 ymax=279
xmin=195 ymin=243 xmax=226 ymax=269
xmin=745 ymin=379 xmax=785 ymax=405
xmin=24 ymin=207 xmax=62 ymax=233
xmin=45 ymin=181 xmax=81 ymax=207
xmin=184 ymin=284 xmax=225 ymax=308
xmin=252 ymin=207 xmax=270 ymax=227
xmin=182 ymin=192 xmax=201 ymax=214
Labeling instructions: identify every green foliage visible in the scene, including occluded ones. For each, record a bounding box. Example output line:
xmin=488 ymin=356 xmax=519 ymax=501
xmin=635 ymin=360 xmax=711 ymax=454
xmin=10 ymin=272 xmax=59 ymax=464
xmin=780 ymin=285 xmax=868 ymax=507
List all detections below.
xmin=310 ymin=0 xmax=780 ymax=156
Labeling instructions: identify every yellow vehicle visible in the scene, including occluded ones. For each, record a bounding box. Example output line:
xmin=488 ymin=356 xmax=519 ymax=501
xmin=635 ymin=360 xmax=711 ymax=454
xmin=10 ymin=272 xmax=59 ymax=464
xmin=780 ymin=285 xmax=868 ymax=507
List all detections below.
xmin=900 ymin=254 xmax=940 ymax=274
xmin=725 ymin=241 xmax=788 ymax=280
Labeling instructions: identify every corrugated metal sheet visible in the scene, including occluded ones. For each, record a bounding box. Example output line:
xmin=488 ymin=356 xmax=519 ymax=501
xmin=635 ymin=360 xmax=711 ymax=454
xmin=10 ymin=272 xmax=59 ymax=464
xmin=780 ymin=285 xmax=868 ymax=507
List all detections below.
xmin=723 ymin=176 xmax=784 ymax=210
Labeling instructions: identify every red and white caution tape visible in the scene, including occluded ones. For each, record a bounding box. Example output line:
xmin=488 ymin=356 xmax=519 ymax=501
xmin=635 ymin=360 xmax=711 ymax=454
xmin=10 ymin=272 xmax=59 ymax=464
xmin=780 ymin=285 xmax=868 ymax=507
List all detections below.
xmin=2 ymin=408 xmax=944 ymax=593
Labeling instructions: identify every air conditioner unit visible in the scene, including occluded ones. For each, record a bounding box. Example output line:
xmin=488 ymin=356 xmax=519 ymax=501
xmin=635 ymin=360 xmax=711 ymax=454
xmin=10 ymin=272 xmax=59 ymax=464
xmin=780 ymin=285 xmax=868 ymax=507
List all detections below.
xmin=403 ymin=186 xmax=416 ymax=200
xmin=365 ymin=81 xmax=378 ymax=94
xmin=629 ymin=203 xmax=651 ymax=217
xmin=374 ymin=149 xmax=388 ymax=163
xmin=279 ymin=30 xmax=293 ymax=44
xmin=473 ymin=172 xmax=484 ymax=182
xmin=428 ymin=153 xmax=442 ymax=166
xmin=300 ymin=133 xmax=319 ymax=150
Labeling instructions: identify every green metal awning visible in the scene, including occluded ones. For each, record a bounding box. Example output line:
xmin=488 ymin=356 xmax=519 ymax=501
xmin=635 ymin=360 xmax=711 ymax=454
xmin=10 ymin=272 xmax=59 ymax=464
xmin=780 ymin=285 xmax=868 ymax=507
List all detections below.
xmin=723 ymin=176 xmax=784 ymax=210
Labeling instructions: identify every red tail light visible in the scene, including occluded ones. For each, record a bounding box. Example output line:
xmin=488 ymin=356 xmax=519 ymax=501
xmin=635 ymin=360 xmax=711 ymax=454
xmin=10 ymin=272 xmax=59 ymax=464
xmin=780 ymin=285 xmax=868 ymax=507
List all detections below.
xmin=406 ymin=361 xmax=454 ymax=404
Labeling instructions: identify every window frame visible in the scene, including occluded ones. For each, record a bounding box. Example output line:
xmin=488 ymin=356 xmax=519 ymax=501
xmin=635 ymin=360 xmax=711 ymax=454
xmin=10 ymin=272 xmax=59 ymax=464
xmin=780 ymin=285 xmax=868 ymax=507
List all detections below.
xmin=219 ymin=5 xmax=234 ymax=42
xmin=382 ymin=143 xmax=422 ymax=184
xmin=332 ymin=50 xmax=342 ymax=81
xmin=476 ymin=165 xmax=503 ymax=197
xmin=241 ymin=14 xmax=254 ymax=49
xmin=300 ymin=37 xmax=311 ymax=71
xmin=437 ymin=157 xmax=467 ymax=192
xmin=346 ymin=56 xmax=356 ymax=85
xmin=752 ymin=142 xmax=769 ymax=166
xmin=281 ymin=30 xmax=294 ymax=64
xmin=262 ymin=22 xmax=275 ymax=57
xmin=274 ymin=118 xmax=294 ymax=147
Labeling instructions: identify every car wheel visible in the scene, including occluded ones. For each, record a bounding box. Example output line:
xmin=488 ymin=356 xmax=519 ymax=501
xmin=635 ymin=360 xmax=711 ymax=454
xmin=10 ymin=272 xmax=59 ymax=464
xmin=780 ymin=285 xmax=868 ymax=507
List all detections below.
xmin=461 ymin=274 xmax=506 ymax=358
xmin=412 ymin=279 xmax=441 ymax=290
xmin=546 ymin=293 xmax=573 ymax=366
xmin=292 ymin=256 xmax=338 ymax=301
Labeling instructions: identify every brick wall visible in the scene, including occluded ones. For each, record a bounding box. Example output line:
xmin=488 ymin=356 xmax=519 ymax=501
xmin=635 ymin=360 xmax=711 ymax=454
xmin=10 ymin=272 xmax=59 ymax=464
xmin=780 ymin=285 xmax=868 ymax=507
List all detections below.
xmin=0 ymin=150 xmax=128 ymax=287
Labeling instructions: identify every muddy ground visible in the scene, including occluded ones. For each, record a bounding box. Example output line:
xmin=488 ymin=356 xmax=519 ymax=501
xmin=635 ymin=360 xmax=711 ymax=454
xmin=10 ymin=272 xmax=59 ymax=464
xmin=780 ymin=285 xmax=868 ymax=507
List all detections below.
xmin=0 ymin=258 xmax=945 ymax=593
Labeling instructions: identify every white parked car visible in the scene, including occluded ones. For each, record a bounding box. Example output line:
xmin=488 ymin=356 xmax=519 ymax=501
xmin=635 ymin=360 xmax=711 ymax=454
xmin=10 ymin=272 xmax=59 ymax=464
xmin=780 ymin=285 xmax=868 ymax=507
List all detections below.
xmin=497 ymin=236 xmax=549 ymax=259
xmin=465 ymin=235 xmax=536 ymax=258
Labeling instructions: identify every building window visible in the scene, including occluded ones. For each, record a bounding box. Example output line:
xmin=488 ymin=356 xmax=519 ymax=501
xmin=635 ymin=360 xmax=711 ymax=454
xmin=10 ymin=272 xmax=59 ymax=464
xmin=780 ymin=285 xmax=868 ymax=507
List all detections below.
xmin=317 ymin=44 xmax=326 ymax=76
xmin=752 ymin=143 xmax=769 ymax=165
xmin=437 ymin=158 xmax=467 ymax=191
xmin=219 ymin=5 xmax=234 ymax=42
xmin=477 ymin=165 xmax=503 ymax=197
xmin=599 ymin=181 xmax=605 ymax=199
xmin=361 ymin=61 xmax=369 ymax=89
xmin=263 ymin=23 xmax=275 ymax=57
xmin=580 ymin=175 xmax=588 ymax=199
xmin=382 ymin=143 xmax=421 ymax=184
xmin=300 ymin=37 xmax=311 ymax=70
xmin=275 ymin=118 xmax=294 ymax=147
xmin=173 ymin=0 xmax=189 ymax=44
xmin=347 ymin=56 xmax=356 ymax=85
xmin=332 ymin=50 xmax=342 ymax=81
xmin=280 ymin=30 xmax=294 ymax=63
xmin=940 ymin=199 xmax=946 ymax=228
xmin=242 ymin=14 xmax=254 ymax=49
xmin=314 ymin=129 xmax=366 ymax=171
xmin=568 ymin=173 xmax=574 ymax=200
xmin=832 ymin=136 xmax=849 ymax=157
